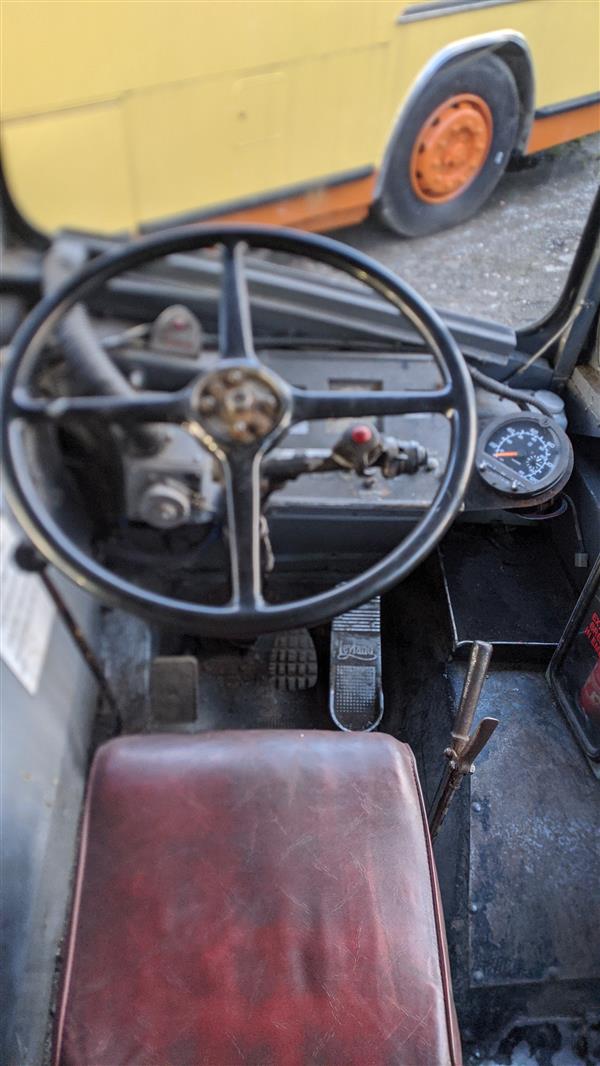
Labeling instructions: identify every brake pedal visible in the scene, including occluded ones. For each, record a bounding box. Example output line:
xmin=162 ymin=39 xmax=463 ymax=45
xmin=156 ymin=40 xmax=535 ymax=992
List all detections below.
xmin=329 ymin=597 xmax=383 ymax=732
xmin=267 ymin=627 xmax=318 ymax=691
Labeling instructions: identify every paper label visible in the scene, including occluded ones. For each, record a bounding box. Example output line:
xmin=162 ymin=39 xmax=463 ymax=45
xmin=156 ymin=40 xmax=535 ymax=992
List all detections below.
xmin=0 ymin=515 xmax=55 ymax=695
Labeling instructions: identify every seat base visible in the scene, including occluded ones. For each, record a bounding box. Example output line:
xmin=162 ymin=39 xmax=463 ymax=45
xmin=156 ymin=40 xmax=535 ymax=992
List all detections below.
xmin=55 ymin=731 xmax=461 ymax=1066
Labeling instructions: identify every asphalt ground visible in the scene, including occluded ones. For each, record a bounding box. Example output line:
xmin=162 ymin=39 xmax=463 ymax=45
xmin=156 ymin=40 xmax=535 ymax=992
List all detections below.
xmin=334 ymin=133 xmax=600 ymax=330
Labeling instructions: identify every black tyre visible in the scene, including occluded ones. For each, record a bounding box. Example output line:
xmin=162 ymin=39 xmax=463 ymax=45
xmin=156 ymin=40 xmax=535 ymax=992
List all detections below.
xmin=376 ymin=54 xmax=520 ymax=237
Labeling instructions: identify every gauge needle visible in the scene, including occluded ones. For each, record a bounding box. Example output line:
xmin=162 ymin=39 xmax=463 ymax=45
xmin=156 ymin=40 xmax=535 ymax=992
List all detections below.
xmin=494 ymin=451 xmax=519 ymax=457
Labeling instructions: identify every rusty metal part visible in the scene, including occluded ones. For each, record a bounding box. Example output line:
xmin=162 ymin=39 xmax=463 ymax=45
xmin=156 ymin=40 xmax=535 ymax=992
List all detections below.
xmin=452 ymin=640 xmax=493 ymax=750
xmin=429 ymin=640 xmax=497 ymax=840
xmin=410 ymin=93 xmax=493 ymax=204
xmin=430 ymin=719 xmax=499 ymax=841
xmin=190 ymin=363 xmax=288 ymax=446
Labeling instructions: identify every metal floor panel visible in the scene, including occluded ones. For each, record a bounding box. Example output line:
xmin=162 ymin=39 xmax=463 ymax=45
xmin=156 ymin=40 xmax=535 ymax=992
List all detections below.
xmin=440 ymin=527 xmax=577 ymax=657
xmin=446 ymin=666 xmax=600 ymax=990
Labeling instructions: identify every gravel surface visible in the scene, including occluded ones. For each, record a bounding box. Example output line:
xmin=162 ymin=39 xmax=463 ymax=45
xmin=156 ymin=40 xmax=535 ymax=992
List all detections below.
xmin=333 ymin=134 xmax=600 ymax=330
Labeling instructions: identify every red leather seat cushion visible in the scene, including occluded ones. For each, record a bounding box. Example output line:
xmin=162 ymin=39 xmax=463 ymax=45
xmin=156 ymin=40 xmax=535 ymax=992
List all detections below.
xmin=55 ymin=731 xmax=461 ymax=1066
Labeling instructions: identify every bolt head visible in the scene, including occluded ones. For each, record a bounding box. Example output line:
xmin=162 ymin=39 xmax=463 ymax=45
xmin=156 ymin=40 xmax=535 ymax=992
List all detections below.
xmin=129 ymin=369 xmax=145 ymax=389
xmin=160 ymin=501 xmax=178 ymax=519
xmin=198 ymin=394 xmax=217 ymax=413
xmin=225 ymin=369 xmax=244 ymax=386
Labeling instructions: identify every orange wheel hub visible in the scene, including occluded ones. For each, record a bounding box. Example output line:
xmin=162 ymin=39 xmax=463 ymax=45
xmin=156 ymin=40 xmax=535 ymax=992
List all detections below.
xmin=410 ymin=93 xmax=493 ymax=204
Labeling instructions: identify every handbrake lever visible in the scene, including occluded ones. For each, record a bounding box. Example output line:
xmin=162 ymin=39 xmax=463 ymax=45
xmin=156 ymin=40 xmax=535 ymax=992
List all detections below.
xmin=451 ymin=639 xmax=493 ymax=751
xmin=428 ymin=641 xmax=499 ymax=841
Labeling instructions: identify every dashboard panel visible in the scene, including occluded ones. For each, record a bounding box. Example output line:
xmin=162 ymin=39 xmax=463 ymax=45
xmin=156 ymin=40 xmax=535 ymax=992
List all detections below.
xmin=263 ymin=348 xmax=450 ymax=513
xmin=259 ymin=349 xmax=573 ymax=518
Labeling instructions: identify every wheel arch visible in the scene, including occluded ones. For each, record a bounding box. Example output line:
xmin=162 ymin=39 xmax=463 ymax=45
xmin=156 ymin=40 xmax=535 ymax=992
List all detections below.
xmin=375 ymin=31 xmax=535 ymax=200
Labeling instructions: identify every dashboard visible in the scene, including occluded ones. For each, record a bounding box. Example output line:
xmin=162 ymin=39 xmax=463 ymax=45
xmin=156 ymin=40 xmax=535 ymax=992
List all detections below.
xmin=87 ymin=304 xmax=574 ymax=546
xmin=264 ymin=347 xmax=450 ymax=514
xmin=259 ymin=348 xmax=573 ymax=519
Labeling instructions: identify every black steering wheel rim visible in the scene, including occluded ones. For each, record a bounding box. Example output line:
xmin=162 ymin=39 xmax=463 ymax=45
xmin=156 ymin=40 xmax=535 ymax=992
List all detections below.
xmin=2 ymin=223 xmax=477 ymax=638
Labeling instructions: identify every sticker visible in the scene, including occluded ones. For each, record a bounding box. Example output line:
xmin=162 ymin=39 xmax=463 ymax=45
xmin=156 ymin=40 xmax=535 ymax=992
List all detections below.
xmin=0 ymin=515 xmax=55 ymax=695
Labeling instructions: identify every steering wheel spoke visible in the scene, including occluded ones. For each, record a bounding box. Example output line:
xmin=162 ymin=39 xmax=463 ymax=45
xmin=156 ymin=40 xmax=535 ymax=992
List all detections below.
xmin=291 ymin=384 xmax=455 ymax=423
xmin=223 ymin=450 xmax=264 ymax=609
xmin=219 ymin=241 xmax=257 ymax=362
xmin=12 ymin=385 xmax=191 ymax=425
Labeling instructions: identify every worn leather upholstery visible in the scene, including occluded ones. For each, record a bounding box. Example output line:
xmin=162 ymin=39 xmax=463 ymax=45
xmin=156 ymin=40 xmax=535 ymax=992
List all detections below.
xmin=55 ymin=731 xmax=461 ymax=1066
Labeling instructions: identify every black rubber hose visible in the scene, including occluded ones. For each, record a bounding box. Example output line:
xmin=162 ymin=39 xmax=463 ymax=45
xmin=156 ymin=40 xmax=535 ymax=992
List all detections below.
xmin=469 ymin=366 xmax=554 ymax=417
xmin=44 ymin=237 xmax=134 ymax=396
xmin=43 ymin=237 xmax=159 ymax=450
xmin=57 ymin=302 xmax=137 ymax=396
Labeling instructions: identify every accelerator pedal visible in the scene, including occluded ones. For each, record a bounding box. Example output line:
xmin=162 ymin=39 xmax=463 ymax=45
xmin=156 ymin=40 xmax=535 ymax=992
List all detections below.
xmin=329 ymin=597 xmax=383 ymax=732
xmin=267 ymin=628 xmax=318 ymax=691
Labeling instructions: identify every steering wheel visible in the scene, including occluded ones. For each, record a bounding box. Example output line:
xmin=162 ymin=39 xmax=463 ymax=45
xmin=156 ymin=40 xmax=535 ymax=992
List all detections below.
xmin=2 ymin=225 xmax=476 ymax=638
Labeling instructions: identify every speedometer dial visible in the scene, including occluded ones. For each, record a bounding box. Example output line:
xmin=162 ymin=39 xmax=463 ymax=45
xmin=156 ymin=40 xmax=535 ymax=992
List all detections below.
xmin=476 ymin=414 xmax=572 ymax=498
xmin=486 ymin=422 xmax=558 ymax=482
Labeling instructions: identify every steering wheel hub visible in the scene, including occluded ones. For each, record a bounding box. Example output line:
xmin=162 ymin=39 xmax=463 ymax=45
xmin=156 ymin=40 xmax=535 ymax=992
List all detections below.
xmin=191 ymin=363 xmax=289 ymax=446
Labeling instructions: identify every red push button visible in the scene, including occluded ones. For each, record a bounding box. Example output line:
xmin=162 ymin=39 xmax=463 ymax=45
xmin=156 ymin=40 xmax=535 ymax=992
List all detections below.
xmin=350 ymin=424 xmax=373 ymax=444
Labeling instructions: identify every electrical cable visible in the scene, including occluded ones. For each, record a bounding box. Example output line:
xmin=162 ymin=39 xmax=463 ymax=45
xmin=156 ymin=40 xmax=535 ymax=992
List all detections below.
xmin=502 ymin=301 xmax=585 ymax=384
xmin=469 ymin=366 xmax=554 ymax=416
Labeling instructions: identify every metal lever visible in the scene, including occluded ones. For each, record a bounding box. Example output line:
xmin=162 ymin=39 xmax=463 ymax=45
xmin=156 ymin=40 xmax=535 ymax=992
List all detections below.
xmin=451 ymin=640 xmax=493 ymax=749
xmin=428 ymin=641 xmax=498 ymax=841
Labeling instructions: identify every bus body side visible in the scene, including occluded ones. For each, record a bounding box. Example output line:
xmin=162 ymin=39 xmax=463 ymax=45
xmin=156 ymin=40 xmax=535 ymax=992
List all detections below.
xmin=1 ymin=0 xmax=598 ymax=236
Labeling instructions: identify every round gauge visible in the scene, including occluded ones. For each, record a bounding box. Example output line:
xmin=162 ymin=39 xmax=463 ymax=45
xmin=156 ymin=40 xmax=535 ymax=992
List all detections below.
xmin=476 ymin=414 xmax=572 ymax=498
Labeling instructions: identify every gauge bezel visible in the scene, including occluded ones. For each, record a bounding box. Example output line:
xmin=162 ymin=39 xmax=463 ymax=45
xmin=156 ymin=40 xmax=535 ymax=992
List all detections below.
xmin=476 ymin=413 xmax=572 ymax=498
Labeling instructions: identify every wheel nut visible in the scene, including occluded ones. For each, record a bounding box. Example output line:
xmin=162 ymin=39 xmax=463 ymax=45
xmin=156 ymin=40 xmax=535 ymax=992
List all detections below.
xmin=198 ymin=394 xmax=216 ymax=413
xmin=226 ymin=369 xmax=244 ymax=385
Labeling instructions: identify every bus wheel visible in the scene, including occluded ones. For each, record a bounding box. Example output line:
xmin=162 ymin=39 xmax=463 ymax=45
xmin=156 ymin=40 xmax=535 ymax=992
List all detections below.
xmin=376 ymin=55 xmax=520 ymax=237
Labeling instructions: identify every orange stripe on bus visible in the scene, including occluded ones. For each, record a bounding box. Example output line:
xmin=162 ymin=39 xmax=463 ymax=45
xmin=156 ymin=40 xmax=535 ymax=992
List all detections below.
xmin=208 ymin=173 xmax=376 ymax=233
xmin=526 ymin=100 xmax=600 ymax=154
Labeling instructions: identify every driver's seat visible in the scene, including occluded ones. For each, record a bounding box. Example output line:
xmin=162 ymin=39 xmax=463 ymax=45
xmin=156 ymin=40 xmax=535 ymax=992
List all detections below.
xmin=54 ymin=731 xmax=461 ymax=1066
